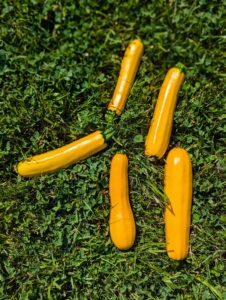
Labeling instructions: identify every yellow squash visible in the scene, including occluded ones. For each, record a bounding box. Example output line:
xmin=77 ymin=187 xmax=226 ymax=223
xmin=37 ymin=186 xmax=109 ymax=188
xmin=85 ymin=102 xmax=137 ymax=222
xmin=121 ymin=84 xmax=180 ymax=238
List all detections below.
xmin=145 ymin=63 xmax=185 ymax=160
xmin=17 ymin=129 xmax=114 ymax=177
xmin=164 ymin=147 xmax=193 ymax=260
xmin=109 ymin=154 xmax=136 ymax=250
xmin=107 ymin=39 xmax=144 ymax=115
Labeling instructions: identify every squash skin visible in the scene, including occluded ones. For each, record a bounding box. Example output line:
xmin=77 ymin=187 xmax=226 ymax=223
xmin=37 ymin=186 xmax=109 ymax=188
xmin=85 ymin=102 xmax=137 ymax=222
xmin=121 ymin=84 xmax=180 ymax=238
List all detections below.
xmin=108 ymin=39 xmax=144 ymax=115
xmin=109 ymin=154 xmax=136 ymax=250
xmin=17 ymin=130 xmax=110 ymax=177
xmin=145 ymin=65 xmax=185 ymax=159
xmin=164 ymin=147 xmax=193 ymax=260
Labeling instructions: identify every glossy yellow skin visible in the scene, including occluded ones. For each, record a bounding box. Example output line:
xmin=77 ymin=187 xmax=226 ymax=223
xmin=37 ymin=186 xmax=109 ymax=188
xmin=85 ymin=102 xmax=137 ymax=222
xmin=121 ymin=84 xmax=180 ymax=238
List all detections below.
xmin=164 ymin=147 xmax=193 ymax=260
xmin=109 ymin=154 xmax=136 ymax=250
xmin=145 ymin=67 xmax=185 ymax=159
xmin=108 ymin=39 xmax=144 ymax=115
xmin=17 ymin=131 xmax=107 ymax=177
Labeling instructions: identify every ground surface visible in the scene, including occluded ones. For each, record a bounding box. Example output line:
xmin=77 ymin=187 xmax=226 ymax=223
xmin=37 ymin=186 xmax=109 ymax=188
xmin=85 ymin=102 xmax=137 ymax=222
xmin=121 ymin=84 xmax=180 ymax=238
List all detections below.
xmin=0 ymin=1 xmax=226 ymax=299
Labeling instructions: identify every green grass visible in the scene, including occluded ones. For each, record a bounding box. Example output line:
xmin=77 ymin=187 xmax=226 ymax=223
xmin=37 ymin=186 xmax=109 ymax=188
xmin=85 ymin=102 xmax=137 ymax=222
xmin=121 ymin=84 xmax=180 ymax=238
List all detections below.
xmin=0 ymin=0 xmax=226 ymax=299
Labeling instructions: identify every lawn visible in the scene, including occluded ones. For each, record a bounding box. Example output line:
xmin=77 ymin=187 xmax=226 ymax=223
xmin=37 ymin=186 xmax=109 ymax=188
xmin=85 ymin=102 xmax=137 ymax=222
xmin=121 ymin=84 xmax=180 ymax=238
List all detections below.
xmin=0 ymin=0 xmax=226 ymax=299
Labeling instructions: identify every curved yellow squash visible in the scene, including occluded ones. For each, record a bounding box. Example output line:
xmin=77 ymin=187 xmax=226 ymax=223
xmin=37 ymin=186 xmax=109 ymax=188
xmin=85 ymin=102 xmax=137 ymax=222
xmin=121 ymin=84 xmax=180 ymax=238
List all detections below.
xmin=164 ymin=147 xmax=193 ymax=260
xmin=109 ymin=154 xmax=136 ymax=250
xmin=108 ymin=39 xmax=144 ymax=115
xmin=17 ymin=130 xmax=111 ymax=177
xmin=145 ymin=63 xmax=185 ymax=160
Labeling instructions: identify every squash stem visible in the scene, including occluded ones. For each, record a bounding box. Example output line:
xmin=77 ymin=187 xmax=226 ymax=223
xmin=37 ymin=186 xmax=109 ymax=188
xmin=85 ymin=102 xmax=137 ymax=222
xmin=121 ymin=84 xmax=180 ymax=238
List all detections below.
xmin=175 ymin=62 xmax=186 ymax=74
xmin=102 ymin=127 xmax=115 ymax=141
xmin=105 ymin=110 xmax=117 ymax=123
xmin=115 ymin=149 xmax=126 ymax=154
